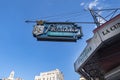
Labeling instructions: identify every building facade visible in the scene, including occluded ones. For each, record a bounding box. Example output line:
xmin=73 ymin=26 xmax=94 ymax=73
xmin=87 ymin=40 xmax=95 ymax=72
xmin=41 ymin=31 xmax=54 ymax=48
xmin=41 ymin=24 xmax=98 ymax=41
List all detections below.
xmin=35 ymin=69 xmax=64 ymax=80
xmin=74 ymin=14 xmax=120 ymax=80
xmin=2 ymin=71 xmax=22 ymax=80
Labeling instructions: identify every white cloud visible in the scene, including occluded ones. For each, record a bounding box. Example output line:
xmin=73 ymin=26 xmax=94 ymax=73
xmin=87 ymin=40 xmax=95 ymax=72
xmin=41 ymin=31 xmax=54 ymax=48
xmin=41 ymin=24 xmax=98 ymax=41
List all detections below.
xmin=98 ymin=17 xmax=106 ymax=24
xmin=80 ymin=0 xmax=100 ymax=10
xmin=79 ymin=0 xmax=107 ymax=27
xmin=97 ymin=6 xmax=103 ymax=10
xmin=88 ymin=0 xmax=99 ymax=9
xmin=80 ymin=2 xmax=85 ymax=6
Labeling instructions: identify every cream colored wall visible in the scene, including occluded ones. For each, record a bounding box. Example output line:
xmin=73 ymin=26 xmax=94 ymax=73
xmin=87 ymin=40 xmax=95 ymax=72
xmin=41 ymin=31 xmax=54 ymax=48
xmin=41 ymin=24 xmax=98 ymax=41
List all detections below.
xmin=35 ymin=69 xmax=64 ymax=80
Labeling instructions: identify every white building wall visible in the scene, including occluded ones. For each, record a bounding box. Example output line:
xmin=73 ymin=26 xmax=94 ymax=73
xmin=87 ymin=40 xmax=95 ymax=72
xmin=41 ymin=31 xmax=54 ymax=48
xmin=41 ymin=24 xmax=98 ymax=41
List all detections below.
xmin=35 ymin=69 xmax=64 ymax=80
xmin=2 ymin=71 xmax=22 ymax=80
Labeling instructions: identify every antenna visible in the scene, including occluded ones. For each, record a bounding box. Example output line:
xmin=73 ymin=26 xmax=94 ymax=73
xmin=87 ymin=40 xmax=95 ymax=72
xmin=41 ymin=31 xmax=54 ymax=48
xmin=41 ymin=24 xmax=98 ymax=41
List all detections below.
xmin=25 ymin=8 xmax=120 ymax=27
xmin=89 ymin=8 xmax=120 ymax=27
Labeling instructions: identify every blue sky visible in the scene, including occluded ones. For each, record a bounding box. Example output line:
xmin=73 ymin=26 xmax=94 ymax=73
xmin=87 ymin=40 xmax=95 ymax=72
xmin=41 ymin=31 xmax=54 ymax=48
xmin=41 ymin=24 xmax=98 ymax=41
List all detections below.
xmin=0 ymin=0 xmax=120 ymax=80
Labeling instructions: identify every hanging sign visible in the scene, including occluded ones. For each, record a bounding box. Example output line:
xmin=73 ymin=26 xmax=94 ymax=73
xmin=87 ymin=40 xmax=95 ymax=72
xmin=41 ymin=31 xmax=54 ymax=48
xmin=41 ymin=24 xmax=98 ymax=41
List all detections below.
xmin=32 ymin=22 xmax=83 ymax=42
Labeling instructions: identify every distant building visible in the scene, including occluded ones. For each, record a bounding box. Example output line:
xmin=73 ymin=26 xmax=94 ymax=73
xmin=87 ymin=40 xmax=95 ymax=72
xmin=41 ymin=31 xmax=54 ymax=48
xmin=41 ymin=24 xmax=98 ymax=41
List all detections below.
xmin=80 ymin=76 xmax=86 ymax=80
xmin=35 ymin=69 xmax=64 ymax=80
xmin=2 ymin=71 xmax=22 ymax=80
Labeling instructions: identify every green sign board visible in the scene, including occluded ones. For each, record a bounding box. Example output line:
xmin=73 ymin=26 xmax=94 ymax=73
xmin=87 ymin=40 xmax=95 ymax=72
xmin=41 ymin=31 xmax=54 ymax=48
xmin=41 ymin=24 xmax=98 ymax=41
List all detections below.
xmin=32 ymin=22 xmax=83 ymax=42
